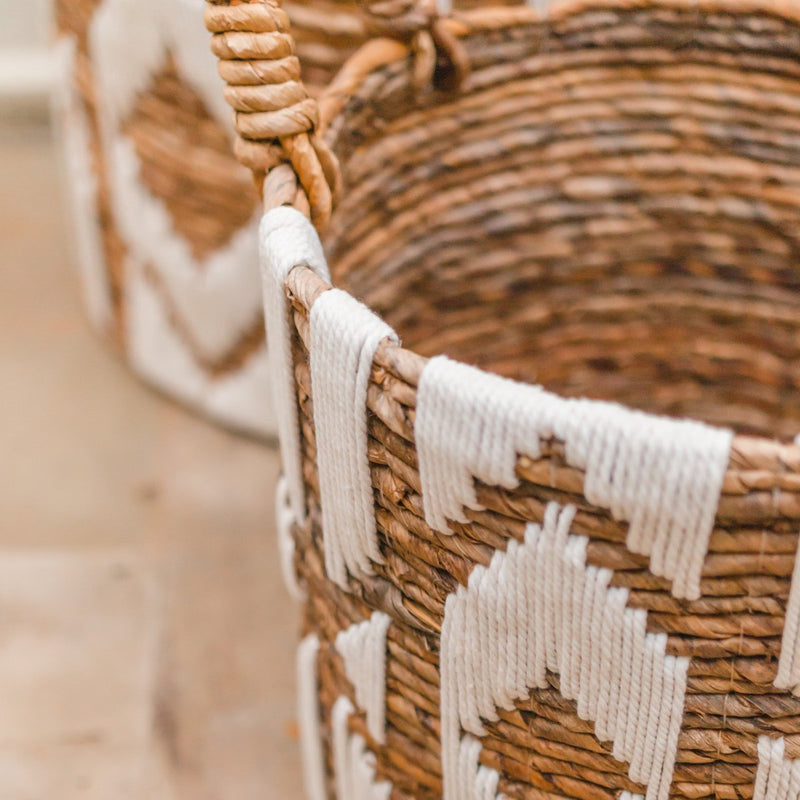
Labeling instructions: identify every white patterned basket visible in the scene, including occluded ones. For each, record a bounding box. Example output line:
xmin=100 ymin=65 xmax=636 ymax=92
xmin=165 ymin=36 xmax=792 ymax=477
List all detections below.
xmin=54 ymin=0 xmax=273 ymax=436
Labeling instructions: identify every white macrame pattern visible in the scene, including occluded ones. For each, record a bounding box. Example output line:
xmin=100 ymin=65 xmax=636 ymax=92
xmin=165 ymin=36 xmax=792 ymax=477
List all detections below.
xmin=297 ymin=633 xmax=327 ymax=800
xmin=53 ymin=36 xmax=113 ymax=332
xmin=776 ymin=533 xmax=800 ymax=695
xmin=310 ymin=290 xmax=399 ymax=589
xmin=125 ymin=268 xmax=273 ymax=433
xmin=416 ymin=355 xmax=732 ymax=599
xmin=454 ymin=735 xmax=504 ymax=800
xmin=275 ymin=475 xmax=304 ymax=601
xmin=331 ymin=697 xmax=393 ymax=800
xmin=88 ymin=0 xmax=273 ymax=435
xmin=439 ymin=502 xmax=689 ymax=800
xmin=335 ymin=612 xmax=391 ymax=744
xmin=260 ymin=206 xmax=331 ymax=523
xmin=753 ymin=736 xmax=800 ymax=799
xmin=91 ymin=0 xmax=230 ymax=133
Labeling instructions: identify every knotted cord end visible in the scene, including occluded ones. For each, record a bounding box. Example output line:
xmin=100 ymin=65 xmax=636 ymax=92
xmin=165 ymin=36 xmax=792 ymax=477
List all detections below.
xmin=357 ymin=0 xmax=470 ymax=91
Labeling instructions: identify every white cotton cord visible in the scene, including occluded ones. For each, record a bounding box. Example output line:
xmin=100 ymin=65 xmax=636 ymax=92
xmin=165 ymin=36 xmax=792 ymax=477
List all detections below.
xmin=440 ymin=591 xmax=461 ymax=800
xmin=619 ymin=794 xmax=646 ymax=800
xmin=332 ymin=695 xmax=393 ymax=800
xmin=554 ymin=399 xmax=732 ymax=600
xmin=260 ymin=206 xmax=330 ymax=525
xmin=753 ymin=736 xmax=800 ymax=800
xmin=416 ymin=356 xmax=546 ymax=532
xmin=447 ymin=734 xmax=504 ymax=800
xmin=594 ymin=586 xmax=627 ymax=742
xmin=351 ymin=735 xmax=392 ymax=800
xmin=439 ymin=501 xmax=689 ymax=800
xmin=415 ymin=356 xmax=731 ymax=599
xmin=310 ymin=289 xmax=399 ymax=589
xmin=275 ymin=474 xmax=305 ymax=600
xmin=776 ymin=533 xmax=800 ymax=695
xmin=335 ymin=611 xmax=392 ymax=744
xmin=651 ymin=651 xmax=688 ymax=800
xmin=475 ymin=764 xmax=501 ymax=800
xmin=296 ymin=634 xmax=327 ymax=800
xmin=332 ymin=696 xmax=356 ymax=800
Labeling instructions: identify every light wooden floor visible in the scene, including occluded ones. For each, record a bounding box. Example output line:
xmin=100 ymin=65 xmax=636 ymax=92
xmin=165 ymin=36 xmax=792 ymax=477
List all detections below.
xmin=0 ymin=118 xmax=301 ymax=799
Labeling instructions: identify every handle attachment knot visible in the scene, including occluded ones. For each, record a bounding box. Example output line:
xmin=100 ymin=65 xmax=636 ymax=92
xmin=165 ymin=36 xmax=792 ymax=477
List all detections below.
xmin=206 ymin=0 xmax=340 ymax=226
xmin=358 ymin=0 xmax=470 ymax=90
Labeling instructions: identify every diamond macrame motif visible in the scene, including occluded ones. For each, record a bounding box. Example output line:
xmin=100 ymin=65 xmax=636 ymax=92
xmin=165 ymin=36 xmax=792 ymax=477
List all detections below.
xmin=120 ymin=55 xmax=258 ymax=261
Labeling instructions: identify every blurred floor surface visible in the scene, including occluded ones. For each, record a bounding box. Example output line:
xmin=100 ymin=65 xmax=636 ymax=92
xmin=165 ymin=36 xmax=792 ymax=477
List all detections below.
xmin=0 ymin=118 xmax=301 ymax=799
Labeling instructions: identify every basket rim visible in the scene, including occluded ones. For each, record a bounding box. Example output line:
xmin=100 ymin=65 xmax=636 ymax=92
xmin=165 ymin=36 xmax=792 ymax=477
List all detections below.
xmin=285 ymin=263 xmax=800 ymax=486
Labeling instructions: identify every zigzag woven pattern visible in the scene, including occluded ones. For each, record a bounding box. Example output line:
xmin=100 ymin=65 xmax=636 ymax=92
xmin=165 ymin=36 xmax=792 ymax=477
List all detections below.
xmin=417 ymin=356 xmax=732 ymax=599
xmin=440 ymin=502 xmax=688 ymax=800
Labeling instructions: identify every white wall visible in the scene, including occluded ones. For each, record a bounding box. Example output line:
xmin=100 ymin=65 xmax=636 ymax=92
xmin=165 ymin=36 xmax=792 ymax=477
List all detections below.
xmin=0 ymin=0 xmax=55 ymax=109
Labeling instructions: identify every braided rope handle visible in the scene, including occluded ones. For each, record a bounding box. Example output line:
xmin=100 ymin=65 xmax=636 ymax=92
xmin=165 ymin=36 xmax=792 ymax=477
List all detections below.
xmin=205 ymin=0 xmax=468 ymax=227
xmin=205 ymin=0 xmax=340 ymax=226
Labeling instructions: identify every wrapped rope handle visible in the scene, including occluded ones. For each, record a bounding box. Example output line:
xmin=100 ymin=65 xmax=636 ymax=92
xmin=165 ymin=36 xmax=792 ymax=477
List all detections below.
xmin=205 ymin=0 xmax=340 ymax=226
xmin=205 ymin=0 xmax=468 ymax=227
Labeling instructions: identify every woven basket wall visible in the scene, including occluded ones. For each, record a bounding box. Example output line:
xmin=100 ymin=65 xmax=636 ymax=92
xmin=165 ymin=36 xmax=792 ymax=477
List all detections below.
xmin=209 ymin=0 xmax=800 ymax=797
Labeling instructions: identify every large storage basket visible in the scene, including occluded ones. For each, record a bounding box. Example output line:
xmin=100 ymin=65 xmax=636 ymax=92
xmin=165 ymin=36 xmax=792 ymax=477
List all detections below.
xmin=54 ymin=0 xmax=274 ymax=434
xmin=210 ymin=0 xmax=800 ymax=797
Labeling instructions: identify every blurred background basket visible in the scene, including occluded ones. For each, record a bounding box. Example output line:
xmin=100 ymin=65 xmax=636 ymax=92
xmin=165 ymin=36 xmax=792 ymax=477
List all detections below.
xmin=54 ymin=0 xmax=271 ymax=435
xmin=209 ymin=0 xmax=800 ymax=798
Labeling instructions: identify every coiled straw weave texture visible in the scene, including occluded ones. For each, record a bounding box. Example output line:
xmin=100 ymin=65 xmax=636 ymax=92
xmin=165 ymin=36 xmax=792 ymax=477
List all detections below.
xmin=212 ymin=0 xmax=800 ymax=797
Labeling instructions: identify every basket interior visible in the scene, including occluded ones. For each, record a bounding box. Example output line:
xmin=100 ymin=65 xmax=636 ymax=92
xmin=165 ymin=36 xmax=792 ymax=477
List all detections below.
xmin=323 ymin=3 xmax=800 ymax=440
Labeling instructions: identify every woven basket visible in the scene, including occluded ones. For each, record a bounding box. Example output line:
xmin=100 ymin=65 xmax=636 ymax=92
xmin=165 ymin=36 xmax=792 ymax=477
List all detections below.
xmin=54 ymin=0 xmax=275 ymax=435
xmin=210 ymin=0 xmax=800 ymax=797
